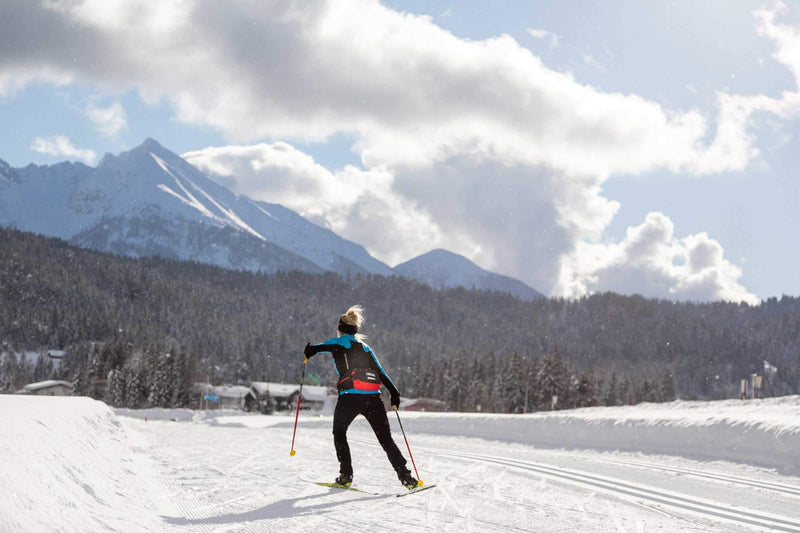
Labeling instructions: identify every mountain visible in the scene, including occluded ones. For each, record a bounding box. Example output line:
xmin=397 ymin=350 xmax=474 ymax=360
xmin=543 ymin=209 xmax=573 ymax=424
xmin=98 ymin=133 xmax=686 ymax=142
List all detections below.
xmin=394 ymin=249 xmax=544 ymax=301
xmin=0 ymin=139 xmax=543 ymax=299
xmin=0 ymin=139 xmax=392 ymax=276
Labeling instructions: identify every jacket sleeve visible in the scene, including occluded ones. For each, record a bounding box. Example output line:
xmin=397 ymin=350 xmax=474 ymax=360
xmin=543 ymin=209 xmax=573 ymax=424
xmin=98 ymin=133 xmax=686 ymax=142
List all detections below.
xmin=368 ymin=347 xmax=399 ymax=397
xmin=305 ymin=337 xmax=340 ymax=359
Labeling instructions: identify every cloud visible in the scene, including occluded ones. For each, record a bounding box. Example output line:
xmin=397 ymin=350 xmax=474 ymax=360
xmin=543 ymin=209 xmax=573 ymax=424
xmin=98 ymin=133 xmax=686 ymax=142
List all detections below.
xmin=559 ymin=212 xmax=759 ymax=305
xmin=5 ymin=0 xmax=800 ymax=301
xmin=30 ymin=135 xmax=97 ymax=164
xmin=183 ymin=143 xmax=462 ymax=266
xmin=85 ymin=101 xmax=127 ymax=136
xmin=0 ymin=0 xmax=769 ymax=177
xmin=756 ymin=2 xmax=800 ymax=87
xmin=527 ymin=28 xmax=560 ymax=49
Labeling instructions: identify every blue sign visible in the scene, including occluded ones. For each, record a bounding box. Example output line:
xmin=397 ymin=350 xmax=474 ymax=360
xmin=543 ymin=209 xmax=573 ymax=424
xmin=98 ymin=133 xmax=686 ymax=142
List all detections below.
xmin=204 ymin=394 xmax=220 ymax=402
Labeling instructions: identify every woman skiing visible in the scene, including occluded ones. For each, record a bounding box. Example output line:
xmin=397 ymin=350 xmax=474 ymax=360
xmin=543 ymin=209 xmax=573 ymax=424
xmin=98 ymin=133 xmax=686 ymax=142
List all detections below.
xmin=304 ymin=305 xmax=418 ymax=489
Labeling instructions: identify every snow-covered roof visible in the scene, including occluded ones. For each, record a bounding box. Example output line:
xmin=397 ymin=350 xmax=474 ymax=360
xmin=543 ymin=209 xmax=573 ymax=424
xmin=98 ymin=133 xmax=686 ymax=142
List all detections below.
xmin=1 ymin=350 xmax=65 ymax=365
xmin=22 ymin=380 xmax=74 ymax=392
xmin=250 ymin=382 xmax=335 ymax=402
xmin=212 ymin=385 xmax=254 ymax=399
xmin=402 ymin=398 xmax=447 ymax=408
xmin=250 ymin=382 xmax=297 ymax=398
xmin=300 ymin=385 xmax=336 ymax=402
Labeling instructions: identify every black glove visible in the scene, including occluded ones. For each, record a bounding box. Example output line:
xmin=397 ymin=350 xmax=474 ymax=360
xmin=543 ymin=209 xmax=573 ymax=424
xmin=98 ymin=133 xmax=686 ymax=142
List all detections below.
xmin=390 ymin=391 xmax=400 ymax=410
xmin=304 ymin=343 xmax=314 ymax=357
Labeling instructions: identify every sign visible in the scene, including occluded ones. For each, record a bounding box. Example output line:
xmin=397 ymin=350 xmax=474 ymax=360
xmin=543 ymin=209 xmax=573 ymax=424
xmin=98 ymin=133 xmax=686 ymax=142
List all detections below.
xmin=204 ymin=394 xmax=220 ymax=402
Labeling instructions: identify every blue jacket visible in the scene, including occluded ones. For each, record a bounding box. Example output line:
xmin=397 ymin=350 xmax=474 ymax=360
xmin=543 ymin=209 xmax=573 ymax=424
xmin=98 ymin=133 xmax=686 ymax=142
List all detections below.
xmin=306 ymin=334 xmax=399 ymax=397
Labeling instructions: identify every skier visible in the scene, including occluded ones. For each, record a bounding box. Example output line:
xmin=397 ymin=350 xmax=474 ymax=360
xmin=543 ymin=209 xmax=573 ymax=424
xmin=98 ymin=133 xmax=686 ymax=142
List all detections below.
xmin=304 ymin=305 xmax=419 ymax=490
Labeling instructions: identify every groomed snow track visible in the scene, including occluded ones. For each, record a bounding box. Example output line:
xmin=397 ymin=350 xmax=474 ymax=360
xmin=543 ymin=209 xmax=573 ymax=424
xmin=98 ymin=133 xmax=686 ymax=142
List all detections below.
xmin=428 ymin=447 xmax=800 ymax=533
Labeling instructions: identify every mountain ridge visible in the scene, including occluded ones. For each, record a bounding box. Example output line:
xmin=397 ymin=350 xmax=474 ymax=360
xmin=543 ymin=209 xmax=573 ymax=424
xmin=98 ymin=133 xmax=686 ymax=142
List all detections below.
xmin=0 ymin=139 xmax=542 ymax=299
xmin=0 ymin=139 xmax=389 ymax=277
xmin=394 ymin=248 xmax=544 ymax=301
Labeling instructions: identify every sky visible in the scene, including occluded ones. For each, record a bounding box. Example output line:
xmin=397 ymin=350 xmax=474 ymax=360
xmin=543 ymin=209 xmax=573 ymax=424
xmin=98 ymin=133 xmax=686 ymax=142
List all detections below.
xmin=2 ymin=0 xmax=800 ymax=304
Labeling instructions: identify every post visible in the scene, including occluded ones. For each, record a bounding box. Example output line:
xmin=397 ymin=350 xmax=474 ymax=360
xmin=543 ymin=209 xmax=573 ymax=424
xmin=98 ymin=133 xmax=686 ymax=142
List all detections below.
xmin=753 ymin=374 xmax=762 ymax=399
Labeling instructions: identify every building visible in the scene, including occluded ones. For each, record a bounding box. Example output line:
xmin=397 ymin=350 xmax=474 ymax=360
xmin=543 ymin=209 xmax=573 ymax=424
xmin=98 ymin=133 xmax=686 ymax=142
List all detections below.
xmin=19 ymin=380 xmax=74 ymax=396
xmin=400 ymin=398 xmax=448 ymax=412
xmin=196 ymin=384 xmax=257 ymax=411
xmin=250 ymin=382 xmax=338 ymax=413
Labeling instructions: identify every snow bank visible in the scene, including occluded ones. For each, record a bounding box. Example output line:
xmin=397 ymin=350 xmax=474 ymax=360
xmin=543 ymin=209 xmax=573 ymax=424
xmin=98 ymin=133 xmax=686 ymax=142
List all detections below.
xmin=115 ymin=406 xmax=251 ymax=422
xmin=397 ymin=396 xmax=800 ymax=475
xmin=3 ymin=394 xmax=799 ymax=532
xmin=0 ymin=396 xmax=176 ymax=532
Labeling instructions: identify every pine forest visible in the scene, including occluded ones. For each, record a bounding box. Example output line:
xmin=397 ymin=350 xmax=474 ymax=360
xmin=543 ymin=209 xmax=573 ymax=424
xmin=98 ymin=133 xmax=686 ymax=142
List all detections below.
xmin=2 ymin=227 xmax=798 ymax=412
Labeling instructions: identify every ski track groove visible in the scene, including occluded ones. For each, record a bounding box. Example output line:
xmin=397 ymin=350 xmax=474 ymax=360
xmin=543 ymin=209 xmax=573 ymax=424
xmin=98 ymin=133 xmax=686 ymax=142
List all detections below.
xmin=598 ymin=458 xmax=800 ymax=497
xmin=352 ymin=434 xmax=800 ymax=532
xmin=133 ymin=420 xmax=800 ymax=532
xmin=432 ymin=448 xmax=800 ymax=533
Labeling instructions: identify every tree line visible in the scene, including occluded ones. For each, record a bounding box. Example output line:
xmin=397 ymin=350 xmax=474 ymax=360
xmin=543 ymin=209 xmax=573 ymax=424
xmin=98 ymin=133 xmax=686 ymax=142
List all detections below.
xmin=1 ymin=227 xmax=797 ymax=412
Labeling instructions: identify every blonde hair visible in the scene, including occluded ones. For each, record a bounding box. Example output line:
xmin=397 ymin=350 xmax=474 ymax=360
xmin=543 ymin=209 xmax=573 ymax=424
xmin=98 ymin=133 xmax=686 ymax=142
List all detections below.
xmin=339 ymin=305 xmax=366 ymax=341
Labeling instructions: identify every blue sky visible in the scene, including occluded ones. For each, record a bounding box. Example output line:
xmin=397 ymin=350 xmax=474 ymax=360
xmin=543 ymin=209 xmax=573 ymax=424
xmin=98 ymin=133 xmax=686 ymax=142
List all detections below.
xmin=2 ymin=0 xmax=799 ymax=302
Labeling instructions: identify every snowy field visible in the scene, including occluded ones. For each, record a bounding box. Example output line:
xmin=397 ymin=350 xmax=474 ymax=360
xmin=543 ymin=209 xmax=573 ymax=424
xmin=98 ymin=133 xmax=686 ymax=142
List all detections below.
xmin=2 ymin=396 xmax=800 ymax=532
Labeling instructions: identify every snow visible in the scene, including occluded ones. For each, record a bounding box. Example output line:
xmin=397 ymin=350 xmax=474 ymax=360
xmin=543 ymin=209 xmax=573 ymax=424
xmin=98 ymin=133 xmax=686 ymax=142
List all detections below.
xmin=2 ymin=395 xmax=800 ymax=532
xmin=0 ymin=140 xmax=392 ymax=276
xmin=250 ymin=381 xmax=336 ymax=402
xmin=20 ymin=380 xmax=74 ymax=393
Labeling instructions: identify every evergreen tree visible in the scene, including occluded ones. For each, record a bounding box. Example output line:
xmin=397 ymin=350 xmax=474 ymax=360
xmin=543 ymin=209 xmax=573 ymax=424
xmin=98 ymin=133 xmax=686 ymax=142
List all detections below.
xmin=535 ymin=348 xmax=570 ymax=411
xmin=3 ymin=226 xmax=800 ymax=411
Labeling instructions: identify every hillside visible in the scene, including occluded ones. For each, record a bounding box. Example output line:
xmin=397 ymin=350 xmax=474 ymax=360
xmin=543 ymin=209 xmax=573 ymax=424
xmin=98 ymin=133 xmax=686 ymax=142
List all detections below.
xmin=0 ymin=139 xmax=391 ymax=276
xmin=1 ymin=140 xmax=546 ymax=300
xmin=1 ymin=227 xmax=799 ymax=410
xmin=394 ymin=248 xmax=543 ymax=301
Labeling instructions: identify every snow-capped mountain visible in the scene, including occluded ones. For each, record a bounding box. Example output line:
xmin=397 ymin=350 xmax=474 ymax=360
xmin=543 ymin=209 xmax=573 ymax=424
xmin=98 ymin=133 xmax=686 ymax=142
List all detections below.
xmin=0 ymin=139 xmax=543 ymax=298
xmin=394 ymin=248 xmax=543 ymax=301
xmin=0 ymin=159 xmax=18 ymax=183
xmin=0 ymin=139 xmax=392 ymax=276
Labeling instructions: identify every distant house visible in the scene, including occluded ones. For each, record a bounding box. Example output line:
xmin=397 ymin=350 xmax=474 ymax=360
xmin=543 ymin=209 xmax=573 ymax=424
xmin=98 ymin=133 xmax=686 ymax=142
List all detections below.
xmin=250 ymin=382 xmax=338 ymax=413
xmin=1 ymin=349 xmax=65 ymax=367
xmin=196 ymin=384 xmax=257 ymax=411
xmin=216 ymin=385 xmax=257 ymax=410
xmin=19 ymin=380 xmax=74 ymax=396
xmin=400 ymin=398 xmax=447 ymax=412
xmin=46 ymin=350 xmax=66 ymax=362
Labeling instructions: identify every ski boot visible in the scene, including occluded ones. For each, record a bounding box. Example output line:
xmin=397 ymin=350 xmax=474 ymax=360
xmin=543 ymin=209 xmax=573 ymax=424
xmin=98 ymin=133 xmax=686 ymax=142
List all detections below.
xmin=397 ymin=470 xmax=418 ymax=490
xmin=333 ymin=473 xmax=353 ymax=488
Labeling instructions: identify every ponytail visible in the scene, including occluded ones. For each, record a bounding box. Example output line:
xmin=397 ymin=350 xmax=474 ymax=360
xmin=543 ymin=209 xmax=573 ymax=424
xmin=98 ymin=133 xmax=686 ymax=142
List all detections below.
xmin=338 ymin=305 xmax=366 ymax=341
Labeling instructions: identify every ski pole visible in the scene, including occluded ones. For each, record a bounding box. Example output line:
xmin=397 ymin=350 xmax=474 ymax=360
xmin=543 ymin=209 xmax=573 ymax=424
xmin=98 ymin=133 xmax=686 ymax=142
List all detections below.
xmin=289 ymin=357 xmax=308 ymax=456
xmin=394 ymin=407 xmax=422 ymax=485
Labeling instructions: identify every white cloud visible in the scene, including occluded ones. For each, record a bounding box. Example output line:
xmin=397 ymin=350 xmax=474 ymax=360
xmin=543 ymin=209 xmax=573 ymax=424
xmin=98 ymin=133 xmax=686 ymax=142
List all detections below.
xmin=6 ymin=0 xmax=800 ymax=302
xmin=527 ymin=28 xmax=560 ymax=49
xmin=30 ymin=135 xmax=97 ymax=164
xmin=0 ymin=0 xmax=767 ymax=177
xmin=756 ymin=2 xmax=800 ymax=86
xmin=85 ymin=101 xmax=127 ymax=136
xmin=183 ymin=143 xmax=464 ymax=266
xmin=559 ymin=212 xmax=758 ymax=305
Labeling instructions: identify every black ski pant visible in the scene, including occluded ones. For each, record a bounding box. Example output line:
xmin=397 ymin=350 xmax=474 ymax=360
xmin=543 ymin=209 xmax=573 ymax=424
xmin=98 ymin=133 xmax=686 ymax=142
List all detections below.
xmin=332 ymin=393 xmax=408 ymax=478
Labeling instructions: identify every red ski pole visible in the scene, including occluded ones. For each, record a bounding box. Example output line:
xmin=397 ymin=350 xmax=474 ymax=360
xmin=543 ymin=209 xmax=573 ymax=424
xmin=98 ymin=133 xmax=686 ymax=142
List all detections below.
xmin=394 ymin=407 xmax=423 ymax=485
xmin=289 ymin=357 xmax=308 ymax=456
